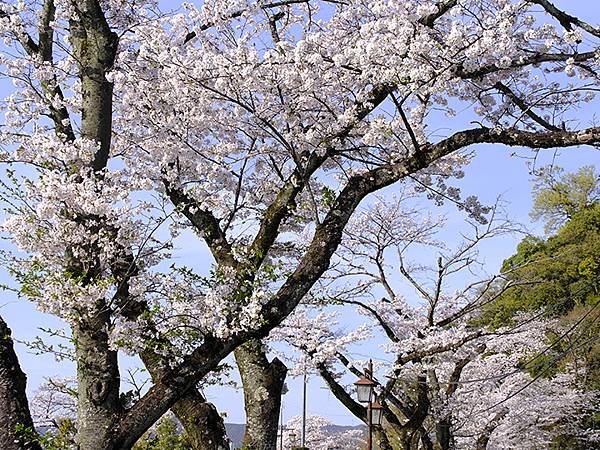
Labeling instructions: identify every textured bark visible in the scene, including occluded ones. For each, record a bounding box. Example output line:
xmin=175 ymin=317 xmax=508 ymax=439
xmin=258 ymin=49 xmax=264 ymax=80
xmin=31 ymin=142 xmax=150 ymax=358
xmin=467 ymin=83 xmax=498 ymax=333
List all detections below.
xmin=374 ymin=429 xmax=394 ymax=450
xmin=3 ymin=3 xmax=600 ymax=448
xmin=73 ymin=313 xmax=121 ymax=450
xmin=69 ymin=1 xmax=118 ymax=172
xmin=419 ymin=428 xmax=434 ymax=450
xmin=236 ymin=340 xmax=287 ymax=450
xmin=140 ymin=350 xmax=230 ymax=450
xmin=171 ymin=389 xmax=230 ymax=450
xmin=398 ymin=432 xmax=412 ymax=450
xmin=0 ymin=315 xmax=42 ymax=450
xmin=66 ymin=3 xmax=121 ymax=449
xmin=115 ymin=123 xmax=600 ymax=448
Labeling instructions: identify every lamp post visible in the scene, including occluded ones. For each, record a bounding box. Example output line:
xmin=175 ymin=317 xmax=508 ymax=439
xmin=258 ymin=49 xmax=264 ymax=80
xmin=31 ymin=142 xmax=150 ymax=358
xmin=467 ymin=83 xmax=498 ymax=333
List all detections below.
xmin=289 ymin=431 xmax=297 ymax=449
xmin=354 ymin=359 xmax=383 ymax=450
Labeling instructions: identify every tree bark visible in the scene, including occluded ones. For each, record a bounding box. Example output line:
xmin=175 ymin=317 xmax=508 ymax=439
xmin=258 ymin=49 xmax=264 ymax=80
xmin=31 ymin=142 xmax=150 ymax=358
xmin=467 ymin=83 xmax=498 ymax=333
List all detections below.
xmin=66 ymin=3 xmax=121 ymax=449
xmin=0 ymin=315 xmax=42 ymax=450
xmin=138 ymin=345 xmax=230 ymax=450
xmin=69 ymin=1 xmax=118 ymax=172
xmin=73 ymin=313 xmax=121 ymax=450
xmin=375 ymin=429 xmax=394 ymax=450
xmin=236 ymin=339 xmax=287 ymax=450
xmin=171 ymin=389 xmax=230 ymax=450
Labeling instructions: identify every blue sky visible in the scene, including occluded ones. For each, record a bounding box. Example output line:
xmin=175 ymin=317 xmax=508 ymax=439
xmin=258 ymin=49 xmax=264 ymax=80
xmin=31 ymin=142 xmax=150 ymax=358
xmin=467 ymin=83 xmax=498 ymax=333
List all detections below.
xmin=0 ymin=0 xmax=599 ymax=429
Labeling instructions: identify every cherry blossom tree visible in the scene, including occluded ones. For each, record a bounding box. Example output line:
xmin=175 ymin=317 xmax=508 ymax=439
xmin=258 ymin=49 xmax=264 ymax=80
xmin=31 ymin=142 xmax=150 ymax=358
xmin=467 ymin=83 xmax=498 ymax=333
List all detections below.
xmin=273 ymin=195 xmax=599 ymax=449
xmin=283 ymin=415 xmax=364 ymax=450
xmin=1 ymin=0 xmax=600 ymax=449
xmin=30 ymin=378 xmax=77 ymax=432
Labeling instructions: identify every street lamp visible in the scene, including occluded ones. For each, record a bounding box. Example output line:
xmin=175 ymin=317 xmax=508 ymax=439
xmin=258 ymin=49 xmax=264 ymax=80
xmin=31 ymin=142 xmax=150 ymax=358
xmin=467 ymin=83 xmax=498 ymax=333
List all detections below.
xmin=370 ymin=399 xmax=384 ymax=427
xmin=353 ymin=359 xmax=384 ymax=450
xmin=289 ymin=431 xmax=297 ymax=444
xmin=354 ymin=375 xmax=376 ymax=403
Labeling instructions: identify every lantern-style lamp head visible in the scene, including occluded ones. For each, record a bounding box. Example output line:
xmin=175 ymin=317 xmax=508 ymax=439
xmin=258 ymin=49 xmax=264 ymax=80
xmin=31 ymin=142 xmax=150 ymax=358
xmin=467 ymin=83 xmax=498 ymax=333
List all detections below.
xmin=289 ymin=431 xmax=297 ymax=443
xmin=354 ymin=375 xmax=375 ymax=403
xmin=370 ymin=399 xmax=384 ymax=426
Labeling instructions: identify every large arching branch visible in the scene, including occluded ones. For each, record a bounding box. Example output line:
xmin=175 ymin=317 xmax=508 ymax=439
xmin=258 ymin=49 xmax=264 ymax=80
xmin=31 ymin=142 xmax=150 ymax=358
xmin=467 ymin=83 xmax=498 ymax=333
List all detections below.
xmin=115 ymin=96 xmax=600 ymax=450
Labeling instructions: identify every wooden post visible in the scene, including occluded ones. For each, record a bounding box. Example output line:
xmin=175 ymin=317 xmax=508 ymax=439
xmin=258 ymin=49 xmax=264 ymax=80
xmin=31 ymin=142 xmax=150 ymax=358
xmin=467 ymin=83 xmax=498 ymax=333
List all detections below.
xmin=367 ymin=359 xmax=373 ymax=450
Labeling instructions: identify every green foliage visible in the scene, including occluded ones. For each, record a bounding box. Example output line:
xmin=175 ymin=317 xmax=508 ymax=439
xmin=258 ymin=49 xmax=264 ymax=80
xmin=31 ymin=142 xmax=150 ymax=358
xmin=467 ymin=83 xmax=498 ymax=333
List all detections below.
xmin=481 ymin=167 xmax=600 ymax=375
xmin=500 ymin=236 xmax=546 ymax=273
xmin=132 ymin=415 xmax=192 ymax=450
xmin=550 ymin=413 xmax=600 ymax=450
xmin=321 ymin=186 xmax=337 ymax=208
xmin=15 ymin=419 xmax=77 ymax=450
xmin=42 ymin=419 xmax=77 ymax=450
xmin=531 ymin=165 xmax=600 ymax=233
xmin=482 ymin=202 xmax=600 ymax=328
xmin=8 ymin=260 xmax=46 ymax=300
xmin=13 ymin=423 xmax=42 ymax=449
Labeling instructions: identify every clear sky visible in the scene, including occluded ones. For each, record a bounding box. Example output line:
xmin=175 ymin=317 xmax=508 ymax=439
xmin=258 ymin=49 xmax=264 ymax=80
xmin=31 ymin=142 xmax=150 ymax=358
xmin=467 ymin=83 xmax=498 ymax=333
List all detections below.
xmin=0 ymin=0 xmax=599 ymax=430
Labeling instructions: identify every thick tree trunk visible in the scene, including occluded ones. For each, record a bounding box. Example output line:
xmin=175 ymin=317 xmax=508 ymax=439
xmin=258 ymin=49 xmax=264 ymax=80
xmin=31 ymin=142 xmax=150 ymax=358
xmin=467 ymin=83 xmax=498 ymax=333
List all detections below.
xmin=0 ymin=315 xmax=42 ymax=450
xmin=73 ymin=313 xmax=121 ymax=450
xmin=420 ymin=428 xmax=434 ymax=450
xmin=391 ymin=428 xmax=421 ymax=450
xmin=236 ymin=339 xmax=287 ymax=450
xmin=140 ymin=347 xmax=230 ymax=450
xmin=66 ymin=4 xmax=121 ymax=448
xmin=171 ymin=389 xmax=230 ymax=450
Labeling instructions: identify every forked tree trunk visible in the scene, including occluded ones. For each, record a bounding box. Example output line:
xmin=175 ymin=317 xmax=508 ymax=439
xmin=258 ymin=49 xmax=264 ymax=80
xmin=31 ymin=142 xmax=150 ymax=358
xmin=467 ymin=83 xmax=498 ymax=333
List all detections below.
xmin=236 ymin=339 xmax=287 ymax=450
xmin=171 ymin=389 xmax=230 ymax=450
xmin=0 ymin=315 xmax=42 ymax=450
xmin=140 ymin=348 xmax=230 ymax=450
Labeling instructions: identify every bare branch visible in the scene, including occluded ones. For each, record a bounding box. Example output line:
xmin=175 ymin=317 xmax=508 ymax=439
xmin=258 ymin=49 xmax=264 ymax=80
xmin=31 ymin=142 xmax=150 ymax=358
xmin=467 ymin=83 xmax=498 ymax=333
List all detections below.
xmin=317 ymin=362 xmax=366 ymax=421
xmin=528 ymin=0 xmax=600 ymax=38
xmin=494 ymin=81 xmax=561 ymax=131
xmin=246 ymin=83 xmax=395 ymax=271
xmin=455 ymin=50 xmax=598 ymax=79
xmin=340 ymin=299 xmax=399 ymax=343
xmin=398 ymin=249 xmax=435 ymax=304
xmin=164 ymin=181 xmax=238 ymax=268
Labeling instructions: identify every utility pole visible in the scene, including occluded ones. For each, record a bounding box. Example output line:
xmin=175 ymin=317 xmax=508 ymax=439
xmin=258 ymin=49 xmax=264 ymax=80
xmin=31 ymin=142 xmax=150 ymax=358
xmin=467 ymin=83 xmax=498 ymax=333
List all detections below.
xmin=302 ymin=367 xmax=307 ymax=448
xmin=279 ymin=400 xmax=285 ymax=450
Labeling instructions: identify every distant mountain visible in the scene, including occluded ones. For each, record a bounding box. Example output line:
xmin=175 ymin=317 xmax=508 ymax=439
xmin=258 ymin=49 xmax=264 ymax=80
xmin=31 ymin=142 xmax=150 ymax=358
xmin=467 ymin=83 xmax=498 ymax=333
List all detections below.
xmin=225 ymin=423 xmax=366 ymax=449
xmin=224 ymin=424 xmax=245 ymax=449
